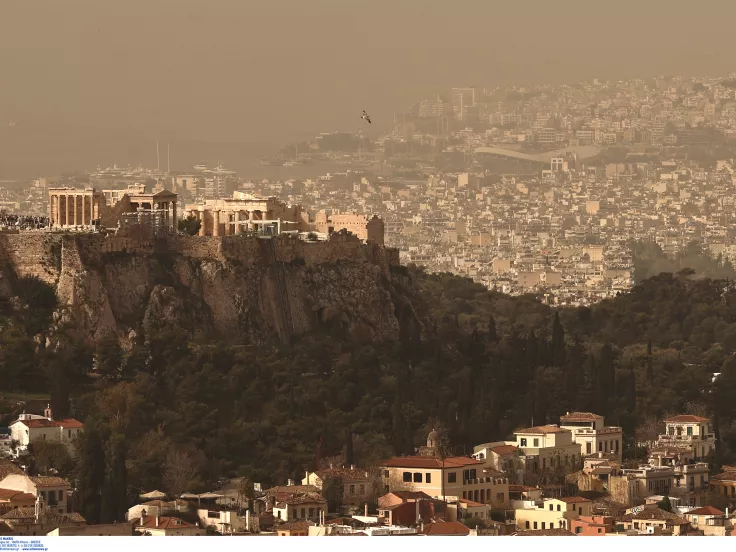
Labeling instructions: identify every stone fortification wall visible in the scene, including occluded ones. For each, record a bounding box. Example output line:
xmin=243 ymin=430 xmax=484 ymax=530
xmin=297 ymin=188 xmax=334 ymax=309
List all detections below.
xmin=0 ymin=231 xmax=400 ymax=283
xmin=0 ymin=233 xmax=62 ymax=284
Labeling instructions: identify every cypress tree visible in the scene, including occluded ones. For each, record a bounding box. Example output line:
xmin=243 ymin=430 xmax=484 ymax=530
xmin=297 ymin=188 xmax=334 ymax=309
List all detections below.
xmin=76 ymin=421 xmax=106 ymax=524
xmin=551 ymin=312 xmax=566 ymax=366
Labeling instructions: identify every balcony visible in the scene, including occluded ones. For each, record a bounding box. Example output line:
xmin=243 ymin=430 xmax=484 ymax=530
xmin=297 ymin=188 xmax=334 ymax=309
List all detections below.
xmin=463 ymin=477 xmax=508 ymax=485
xmin=658 ymin=434 xmax=714 ymax=442
xmin=574 ymin=426 xmax=623 ymax=436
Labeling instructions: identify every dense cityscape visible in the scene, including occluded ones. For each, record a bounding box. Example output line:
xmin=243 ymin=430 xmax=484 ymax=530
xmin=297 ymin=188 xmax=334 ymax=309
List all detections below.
xmin=2 ymin=72 xmax=736 ymax=538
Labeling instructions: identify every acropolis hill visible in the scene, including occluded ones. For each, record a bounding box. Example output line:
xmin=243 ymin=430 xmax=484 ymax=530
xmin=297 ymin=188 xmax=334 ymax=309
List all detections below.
xmin=0 ymin=187 xmax=409 ymax=348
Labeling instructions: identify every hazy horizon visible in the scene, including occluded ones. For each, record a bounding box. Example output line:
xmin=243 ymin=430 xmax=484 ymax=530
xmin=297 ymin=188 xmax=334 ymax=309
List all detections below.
xmin=2 ymin=0 xmax=736 ymax=178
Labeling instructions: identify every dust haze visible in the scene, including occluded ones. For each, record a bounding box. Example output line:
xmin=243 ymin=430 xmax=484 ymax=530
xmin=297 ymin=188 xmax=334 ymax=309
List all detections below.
xmin=1 ymin=0 xmax=734 ymax=177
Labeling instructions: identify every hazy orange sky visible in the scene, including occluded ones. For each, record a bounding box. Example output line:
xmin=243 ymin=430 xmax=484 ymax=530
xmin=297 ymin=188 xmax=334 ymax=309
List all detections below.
xmin=1 ymin=0 xmax=735 ymax=176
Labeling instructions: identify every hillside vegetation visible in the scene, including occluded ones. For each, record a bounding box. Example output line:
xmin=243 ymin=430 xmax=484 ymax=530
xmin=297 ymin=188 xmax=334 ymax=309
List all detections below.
xmin=2 ymin=264 xmax=736 ymax=521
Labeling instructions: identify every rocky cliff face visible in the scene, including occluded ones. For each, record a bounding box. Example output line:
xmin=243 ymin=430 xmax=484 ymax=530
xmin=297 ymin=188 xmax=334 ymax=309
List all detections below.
xmin=0 ymin=233 xmax=418 ymax=348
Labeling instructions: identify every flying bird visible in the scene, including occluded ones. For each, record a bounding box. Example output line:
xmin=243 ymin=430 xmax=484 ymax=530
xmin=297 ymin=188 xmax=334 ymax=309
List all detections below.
xmin=361 ymin=110 xmax=371 ymax=124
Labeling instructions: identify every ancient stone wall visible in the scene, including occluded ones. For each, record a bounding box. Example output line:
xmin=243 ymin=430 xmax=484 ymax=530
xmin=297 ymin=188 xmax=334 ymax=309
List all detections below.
xmin=0 ymin=233 xmax=62 ymax=284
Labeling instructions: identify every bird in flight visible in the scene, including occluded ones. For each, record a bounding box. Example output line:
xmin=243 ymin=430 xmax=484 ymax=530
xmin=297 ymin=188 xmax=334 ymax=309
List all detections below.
xmin=361 ymin=110 xmax=371 ymax=124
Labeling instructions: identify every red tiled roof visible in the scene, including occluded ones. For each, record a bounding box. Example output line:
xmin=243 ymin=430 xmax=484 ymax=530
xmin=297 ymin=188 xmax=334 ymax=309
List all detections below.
xmin=0 ymin=490 xmax=35 ymax=503
xmin=490 ymin=445 xmax=518 ymax=455
xmin=685 ymin=506 xmax=724 ymax=516
xmin=515 ymin=425 xmax=567 ymax=435
xmin=663 ymin=415 xmax=710 ymax=423
xmin=383 ymin=456 xmax=483 ymax=469
xmin=560 ymin=412 xmax=603 ymax=421
xmin=15 ymin=418 xmax=83 ymax=429
xmin=134 ymin=515 xmax=196 ymax=530
xmin=511 ymin=529 xmax=576 ymax=536
xmin=29 ymin=476 xmax=69 ymax=487
xmin=315 ymin=467 xmax=370 ymax=481
xmin=417 ymin=521 xmax=470 ymax=535
xmin=386 ymin=491 xmax=433 ymax=501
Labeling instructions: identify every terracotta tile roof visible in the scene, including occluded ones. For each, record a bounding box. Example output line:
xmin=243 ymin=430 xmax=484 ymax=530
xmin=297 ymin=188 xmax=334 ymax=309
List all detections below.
xmin=710 ymin=468 xmax=736 ymax=482
xmin=29 ymin=476 xmax=69 ymax=487
xmin=560 ymin=412 xmax=603 ymax=421
xmin=277 ymin=521 xmax=315 ymax=532
xmin=685 ymin=506 xmax=724 ymax=516
xmin=621 ymin=507 xmax=689 ymax=524
xmin=558 ymin=496 xmax=592 ymax=504
xmin=385 ymin=491 xmax=433 ymax=501
xmin=1 ymin=507 xmax=85 ymax=524
xmin=56 ymin=419 xmax=84 ymax=428
xmin=511 ymin=529 xmax=576 ymax=536
xmin=0 ymin=490 xmax=35 ymax=502
xmin=417 ymin=521 xmax=470 ymax=535
xmin=0 ymin=460 xmax=24 ymax=480
xmin=14 ymin=418 xmax=83 ymax=429
xmin=276 ymin=492 xmax=326 ymax=506
xmin=266 ymin=485 xmax=319 ymax=496
xmin=515 ymin=425 xmax=567 ymax=435
xmin=662 ymin=415 xmax=710 ymax=423
xmin=133 ymin=515 xmax=196 ymax=530
xmin=383 ymin=456 xmax=483 ymax=469
xmin=490 ymin=444 xmax=518 ymax=455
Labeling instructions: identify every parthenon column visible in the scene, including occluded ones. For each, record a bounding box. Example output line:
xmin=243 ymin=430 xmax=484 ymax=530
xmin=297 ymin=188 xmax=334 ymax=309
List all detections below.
xmin=73 ymin=195 xmax=79 ymax=226
xmin=81 ymin=195 xmax=86 ymax=226
xmin=64 ymin=195 xmax=70 ymax=227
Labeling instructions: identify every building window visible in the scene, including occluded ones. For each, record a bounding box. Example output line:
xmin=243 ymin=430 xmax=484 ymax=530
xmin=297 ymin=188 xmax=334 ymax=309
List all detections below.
xmin=425 ymin=474 xmax=431 ymax=484
xmin=448 ymin=472 xmax=456 ymax=483
xmin=469 ymin=469 xmax=477 ymax=480
xmin=533 ymin=438 xmax=539 ymax=447
xmin=384 ymin=470 xmax=389 ymax=478
xmin=359 ymin=484 xmax=365 ymax=494
xmin=541 ymin=522 xmax=546 ymax=529
xmin=413 ymin=473 xmax=422 ymax=483
xmin=597 ymin=528 xmax=602 ymax=534
xmin=496 ymin=493 xmax=504 ymax=502
xmin=549 ymin=504 xmax=553 ymax=511
xmin=308 ymin=508 xmax=314 ymax=518
xmin=526 ymin=521 xmax=530 ymax=529
xmin=598 ymin=442 xmax=602 ymax=452
xmin=350 ymin=485 xmax=355 ymax=494
xmin=575 ymin=527 xmax=582 ymax=534
xmin=533 ymin=522 xmax=538 ymax=529
xmin=300 ymin=508 xmax=305 ymax=519
xmin=557 ymin=504 xmax=561 ymax=511
xmin=615 ymin=440 xmax=619 ymax=452
xmin=586 ymin=443 xmax=592 ymax=454
xmin=403 ymin=472 xmax=412 ymax=483
xmin=520 ymin=438 xmax=527 ymax=447
xmin=687 ymin=426 xmax=693 ymax=436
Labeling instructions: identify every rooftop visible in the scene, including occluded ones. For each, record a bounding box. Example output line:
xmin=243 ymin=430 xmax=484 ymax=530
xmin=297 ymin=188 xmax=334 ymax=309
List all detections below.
xmin=382 ymin=456 xmax=483 ymax=469
xmin=560 ymin=412 xmax=603 ymax=422
xmin=662 ymin=415 xmax=710 ymax=423
xmin=515 ymin=424 xmax=568 ymax=435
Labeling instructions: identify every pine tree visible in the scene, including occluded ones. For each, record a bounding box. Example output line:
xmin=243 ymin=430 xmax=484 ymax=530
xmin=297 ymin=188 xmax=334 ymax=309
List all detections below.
xmin=646 ymin=339 xmax=654 ymax=382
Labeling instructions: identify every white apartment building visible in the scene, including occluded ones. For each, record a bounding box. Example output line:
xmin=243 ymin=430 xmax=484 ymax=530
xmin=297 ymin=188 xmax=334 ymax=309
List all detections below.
xmin=560 ymin=412 xmax=623 ymax=462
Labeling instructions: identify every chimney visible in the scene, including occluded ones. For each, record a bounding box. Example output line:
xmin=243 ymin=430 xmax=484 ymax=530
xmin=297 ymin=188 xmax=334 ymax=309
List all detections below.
xmin=140 ymin=508 xmax=146 ymax=527
xmin=246 ymin=510 xmax=251 ymax=532
xmin=35 ymin=495 xmax=41 ymax=522
xmin=287 ymin=479 xmax=294 ymax=486
xmin=155 ymin=513 xmax=160 ymax=527
xmin=364 ymin=503 xmax=368 ymax=517
xmin=415 ymin=500 xmax=420 ymax=524
xmin=305 ymin=470 xmax=309 ymax=483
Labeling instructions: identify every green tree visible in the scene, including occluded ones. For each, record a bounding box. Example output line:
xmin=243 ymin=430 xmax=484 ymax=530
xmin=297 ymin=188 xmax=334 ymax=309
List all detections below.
xmin=95 ymin=332 xmax=123 ymax=380
xmin=101 ymin=432 xmax=128 ymax=523
xmin=178 ymin=216 xmax=201 ymax=236
xmin=75 ymin=421 xmax=107 ymax=524
xmin=322 ymin=476 xmax=344 ymax=513
xmin=551 ymin=312 xmax=566 ymax=366
xmin=657 ymin=495 xmax=672 ymax=512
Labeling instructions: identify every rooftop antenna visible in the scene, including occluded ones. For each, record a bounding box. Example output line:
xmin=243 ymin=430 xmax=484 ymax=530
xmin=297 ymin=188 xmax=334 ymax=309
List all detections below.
xmin=156 ymin=141 xmax=160 ymax=172
xmin=167 ymin=143 xmax=170 ymax=174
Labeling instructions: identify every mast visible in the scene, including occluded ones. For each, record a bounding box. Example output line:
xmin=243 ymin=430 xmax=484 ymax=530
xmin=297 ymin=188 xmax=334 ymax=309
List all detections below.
xmin=156 ymin=141 xmax=160 ymax=172
xmin=167 ymin=143 xmax=170 ymax=173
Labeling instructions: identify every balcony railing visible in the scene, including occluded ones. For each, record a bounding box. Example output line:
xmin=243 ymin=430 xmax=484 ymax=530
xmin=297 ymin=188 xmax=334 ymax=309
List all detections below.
xmin=658 ymin=434 xmax=715 ymax=442
xmin=574 ymin=427 xmax=623 ymax=435
xmin=463 ymin=477 xmax=508 ymax=485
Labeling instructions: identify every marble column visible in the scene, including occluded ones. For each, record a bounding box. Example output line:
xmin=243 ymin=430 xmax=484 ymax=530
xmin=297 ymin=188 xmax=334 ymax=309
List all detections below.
xmin=64 ymin=195 xmax=70 ymax=227
xmin=73 ymin=195 xmax=78 ymax=226
xmin=198 ymin=208 xmax=206 ymax=236
xmin=81 ymin=195 xmax=86 ymax=226
xmin=213 ymin=210 xmax=220 ymax=237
